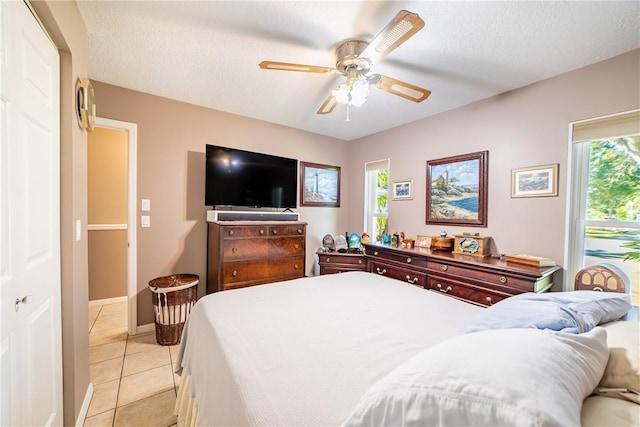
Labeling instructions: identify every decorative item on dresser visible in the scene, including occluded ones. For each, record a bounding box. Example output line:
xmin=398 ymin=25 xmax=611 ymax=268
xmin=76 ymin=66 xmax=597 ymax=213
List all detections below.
xmin=316 ymin=249 xmax=366 ymax=275
xmin=363 ymin=243 xmax=560 ymax=307
xmin=207 ymin=220 xmax=307 ymax=293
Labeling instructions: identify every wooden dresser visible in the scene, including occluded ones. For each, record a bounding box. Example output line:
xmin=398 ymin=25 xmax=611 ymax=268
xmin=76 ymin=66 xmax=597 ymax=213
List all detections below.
xmin=363 ymin=243 xmax=560 ymax=307
xmin=207 ymin=221 xmax=306 ymax=293
xmin=316 ymin=250 xmax=366 ymax=275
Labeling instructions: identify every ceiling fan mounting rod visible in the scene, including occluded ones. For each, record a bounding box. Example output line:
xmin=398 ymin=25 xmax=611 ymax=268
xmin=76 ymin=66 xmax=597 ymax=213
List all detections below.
xmin=335 ymin=40 xmax=370 ymax=73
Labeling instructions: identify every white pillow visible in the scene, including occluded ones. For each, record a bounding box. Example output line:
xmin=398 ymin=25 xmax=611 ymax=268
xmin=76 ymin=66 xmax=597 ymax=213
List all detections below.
xmin=343 ymin=328 xmax=609 ymax=427
xmin=599 ymin=321 xmax=639 ymax=394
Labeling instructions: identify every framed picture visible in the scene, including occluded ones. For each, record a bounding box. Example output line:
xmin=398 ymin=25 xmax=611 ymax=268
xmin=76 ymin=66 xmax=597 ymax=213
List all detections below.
xmin=426 ymin=151 xmax=488 ymax=227
xmin=300 ymin=161 xmax=341 ymax=207
xmin=511 ymin=163 xmax=559 ymax=198
xmin=415 ymin=235 xmax=432 ymax=248
xmin=392 ymin=179 xmax=413 ymax=200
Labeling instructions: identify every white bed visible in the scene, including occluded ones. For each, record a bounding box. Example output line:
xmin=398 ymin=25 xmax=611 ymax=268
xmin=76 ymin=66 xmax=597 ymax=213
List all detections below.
xmin=175 ymin=271 xmax=639 ymax=426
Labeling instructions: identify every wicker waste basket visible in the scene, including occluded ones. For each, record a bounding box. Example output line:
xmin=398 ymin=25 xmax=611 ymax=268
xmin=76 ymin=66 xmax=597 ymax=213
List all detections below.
xmin=149 ymin=274 xmax=198 ymax=346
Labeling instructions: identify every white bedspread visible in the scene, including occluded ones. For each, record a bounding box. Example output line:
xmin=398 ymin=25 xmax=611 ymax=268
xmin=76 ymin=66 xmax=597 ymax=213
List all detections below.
xmin=175 ymin=271 xmax=483 ymax=426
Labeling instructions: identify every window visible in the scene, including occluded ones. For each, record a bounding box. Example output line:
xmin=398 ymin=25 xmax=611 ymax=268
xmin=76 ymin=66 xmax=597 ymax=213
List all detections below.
xmin=568 ymin=111 xmax=640 ymax=306
xmin=364 ymin=159 xmax=389 ymax=243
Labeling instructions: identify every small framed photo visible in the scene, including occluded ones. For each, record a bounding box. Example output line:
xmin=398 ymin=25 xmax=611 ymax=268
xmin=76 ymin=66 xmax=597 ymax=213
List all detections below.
xmin=300 ymin=161 xmax=341 ymax=207
xmin=415 ymin=235 xmax=432 ymax=248
xmin=392 ymin=179 xmax=413 ymax=200
xmin=511 ymin=164 xmax=559 ymax=198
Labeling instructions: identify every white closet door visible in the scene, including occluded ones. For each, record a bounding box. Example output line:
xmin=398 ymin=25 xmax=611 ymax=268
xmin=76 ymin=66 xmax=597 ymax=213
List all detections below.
xmin=1 ymin=1 xmax=63 ymax=425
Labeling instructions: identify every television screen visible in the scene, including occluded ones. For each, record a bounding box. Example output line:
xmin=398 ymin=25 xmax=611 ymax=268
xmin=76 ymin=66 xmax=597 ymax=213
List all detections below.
xmin=205 ymin=145 xmax=297 ymax=209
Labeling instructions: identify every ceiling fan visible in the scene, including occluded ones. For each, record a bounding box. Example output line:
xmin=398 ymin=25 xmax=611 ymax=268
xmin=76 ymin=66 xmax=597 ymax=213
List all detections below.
xmin=259 ymin=10 xmax=431 ymax=116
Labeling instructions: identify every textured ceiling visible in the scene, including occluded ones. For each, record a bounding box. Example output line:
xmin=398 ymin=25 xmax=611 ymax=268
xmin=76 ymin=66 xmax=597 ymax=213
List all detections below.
xmin=78 ymin=1 xmax=640 ymax=141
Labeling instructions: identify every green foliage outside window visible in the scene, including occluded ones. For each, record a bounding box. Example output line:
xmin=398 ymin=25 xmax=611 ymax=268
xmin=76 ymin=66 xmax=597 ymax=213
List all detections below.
xmin=587 ymin=136 xmax=640 ymax=262
xmin=587 ymin=137 xmax=640 ymax=221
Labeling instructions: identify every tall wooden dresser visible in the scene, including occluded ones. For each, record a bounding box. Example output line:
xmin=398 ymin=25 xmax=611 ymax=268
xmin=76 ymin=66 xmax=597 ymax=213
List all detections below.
xmin=207 ymin=220 xmax=307 ymax=293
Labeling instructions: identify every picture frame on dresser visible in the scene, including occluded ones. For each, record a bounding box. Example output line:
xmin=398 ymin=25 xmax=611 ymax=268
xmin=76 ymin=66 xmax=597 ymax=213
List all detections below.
xmin=300 ymin=161 xmax=341 ymax=207
xmin=426 ymin=151 xmax=488 ymax=227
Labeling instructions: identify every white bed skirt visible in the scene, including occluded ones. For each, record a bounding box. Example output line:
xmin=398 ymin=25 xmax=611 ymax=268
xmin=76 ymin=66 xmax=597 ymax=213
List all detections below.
xmin=175 ymin=375 xmax=199 ymax=427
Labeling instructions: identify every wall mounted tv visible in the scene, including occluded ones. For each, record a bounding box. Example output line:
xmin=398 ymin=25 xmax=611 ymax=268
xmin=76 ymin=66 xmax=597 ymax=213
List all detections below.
xmin=205 ymin=144 xmax=298 ymax=209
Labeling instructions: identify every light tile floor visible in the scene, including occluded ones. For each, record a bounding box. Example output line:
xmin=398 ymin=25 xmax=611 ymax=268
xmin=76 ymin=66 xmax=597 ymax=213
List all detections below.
xmin=84 ymin=302 xmax=180 ymax=427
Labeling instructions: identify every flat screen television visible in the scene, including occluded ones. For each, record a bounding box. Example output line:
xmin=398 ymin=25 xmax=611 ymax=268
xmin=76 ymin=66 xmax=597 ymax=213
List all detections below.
xmin=205 ymin=145 xmax=298 ymax=209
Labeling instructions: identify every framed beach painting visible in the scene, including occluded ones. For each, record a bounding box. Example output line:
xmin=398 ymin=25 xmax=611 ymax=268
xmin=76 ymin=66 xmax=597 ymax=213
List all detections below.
xmin=426 ymin=151 xmax=488 ymax=227
xmin=300 ymin=161 xmax=341 ymax=207
xmin=511 ymin=164 xmax=559 ymax=198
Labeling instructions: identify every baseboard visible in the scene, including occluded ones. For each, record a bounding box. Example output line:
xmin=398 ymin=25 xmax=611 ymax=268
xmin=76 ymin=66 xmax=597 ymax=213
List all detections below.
xmin=75 ymin=382 xmax=93 ymax=426
xmin=89 ymin=296 xmax=127 ymax=306
xmin=133 ymin=323 xmax=155 ymax=335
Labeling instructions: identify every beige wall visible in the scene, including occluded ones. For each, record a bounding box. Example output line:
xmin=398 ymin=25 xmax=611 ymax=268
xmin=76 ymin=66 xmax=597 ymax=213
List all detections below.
xmin=88 ymin=127 xmax=128 ymax=300
xmin=91 ymin=82 xmax=351 ymax=325
xmin=29 ymin=1 xmax=90 ymax=425
xmin=348 ymin=49 xmax=640 ymax=290
xmin=88 ymin=127 xmax=128 ymax=223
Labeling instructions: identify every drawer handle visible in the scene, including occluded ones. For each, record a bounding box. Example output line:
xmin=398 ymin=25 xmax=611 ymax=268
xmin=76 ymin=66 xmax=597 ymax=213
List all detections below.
xmin=228 ymin=230 xmax=234 ymax=236
xmin=441 ymin=265 xmax=448 ymax=271
xmin=376 ymin=268 xmax=387 ymax=275
xmin=406 ymin=275 xmax=418 ymax=284
xmin=272 ymin=230 xmax=278 ymax=235
xmin=358 ymin=259 xmax=363 ymax=264
xmin=326 ymin=257 xmax=331 ymax=262
xmin=294 ymin=264 xmax=299 ymax=269
xmin=486 ymin=296 xmax=493 ymax=306
xmin=406 ymin=257 xmax=412 ymax=264
xmin=294 ymin=244 xmax=299 ymax=249
xmin=232 ymin=270 xmax=238 ymax=277
xmin=499 ymin=276 xmax=507 ymax=283
xmin=232 ymin=247 xmax=237 ymax=253
xmin=259 ymin=229 xmax=265 ymax=235
xmin=374 ymin=251 xmax=378 ymax=256
xmin=437 ymin=283 xmax=452 ymax=293
xmin=297 ymin=229 xmax=302 ymax=234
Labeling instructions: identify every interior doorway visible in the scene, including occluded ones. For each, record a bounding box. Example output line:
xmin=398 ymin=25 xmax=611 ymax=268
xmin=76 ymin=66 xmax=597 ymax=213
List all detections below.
xmin=88 ymin=118 xmax=138 ymax=335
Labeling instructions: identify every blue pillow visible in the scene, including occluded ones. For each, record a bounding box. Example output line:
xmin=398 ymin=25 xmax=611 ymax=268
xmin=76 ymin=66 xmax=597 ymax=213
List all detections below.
xmin=464 ymin=291 xmax=631 ymax=334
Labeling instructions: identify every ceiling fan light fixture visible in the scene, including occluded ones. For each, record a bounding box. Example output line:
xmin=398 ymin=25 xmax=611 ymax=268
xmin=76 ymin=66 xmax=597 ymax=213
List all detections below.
xmin=332 ymin=74 xmax=370 ymax=107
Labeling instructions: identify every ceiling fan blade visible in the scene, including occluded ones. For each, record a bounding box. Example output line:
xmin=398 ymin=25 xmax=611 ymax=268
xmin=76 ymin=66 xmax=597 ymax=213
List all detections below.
xmin=259 ymin=61 xmax=336 ymax=74
xmin=359 ymin=10 xmax=425 ymax=64
xmin=317 ymin=95 xmax=337 ymax=115
xmin=376 ymin=74 xmax=431 ymax=102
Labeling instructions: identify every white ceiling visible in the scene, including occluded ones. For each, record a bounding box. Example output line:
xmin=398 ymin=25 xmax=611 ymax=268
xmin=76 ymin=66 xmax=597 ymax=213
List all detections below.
xmin=78 ymin=1 xmax=640 ymax=141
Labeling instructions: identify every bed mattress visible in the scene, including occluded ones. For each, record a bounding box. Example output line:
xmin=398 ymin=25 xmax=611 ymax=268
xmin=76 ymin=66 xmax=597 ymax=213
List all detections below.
xmin=175 ymin=271 xmax=484 ymax=426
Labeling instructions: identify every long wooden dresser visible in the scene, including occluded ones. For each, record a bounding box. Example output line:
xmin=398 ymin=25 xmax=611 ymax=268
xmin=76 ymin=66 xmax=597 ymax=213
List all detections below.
xmin=207 ymin=221 xmax=307 ymax=293
xmin=363 ymin=243 xmax=561 ymax=307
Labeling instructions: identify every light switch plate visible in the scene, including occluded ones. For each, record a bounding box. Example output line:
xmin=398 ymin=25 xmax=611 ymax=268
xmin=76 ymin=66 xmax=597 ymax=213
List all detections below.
xmin=141 ymin=216 xmax=150 ymax=227
xmin=75 ymin=219 xmax=82 ymax=241
xmin=141 ymin=199 xmax=151 ymax=211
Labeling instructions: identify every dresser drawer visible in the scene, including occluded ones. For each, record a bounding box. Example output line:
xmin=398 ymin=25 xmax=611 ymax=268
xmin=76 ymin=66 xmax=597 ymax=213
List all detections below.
xmin=222 ymin=239 xmax=270 ymax=260
xmin=427 ymin=275 xmax=511 ymax=307
xmin=269 ymin=237 xmax=304 ymax=256
xmin=319 ymin=254 xmax=366 ymax=267
xmin=320 ymin=266 xmax=366 ymax=275
xmin=222 ymin=257 xmax=304 ymax=285
xmin=221 ymin=225 xmax=268 ymax=238
xmin=427 ymin=259 xmax=535 ymax=292
xmin=370 ymin=260 xmax=427 ymax=288
xmin=268 ymin=224 xmax=306 ymax=236
xmin=366 ymin=247 xmax=427 ymax=269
